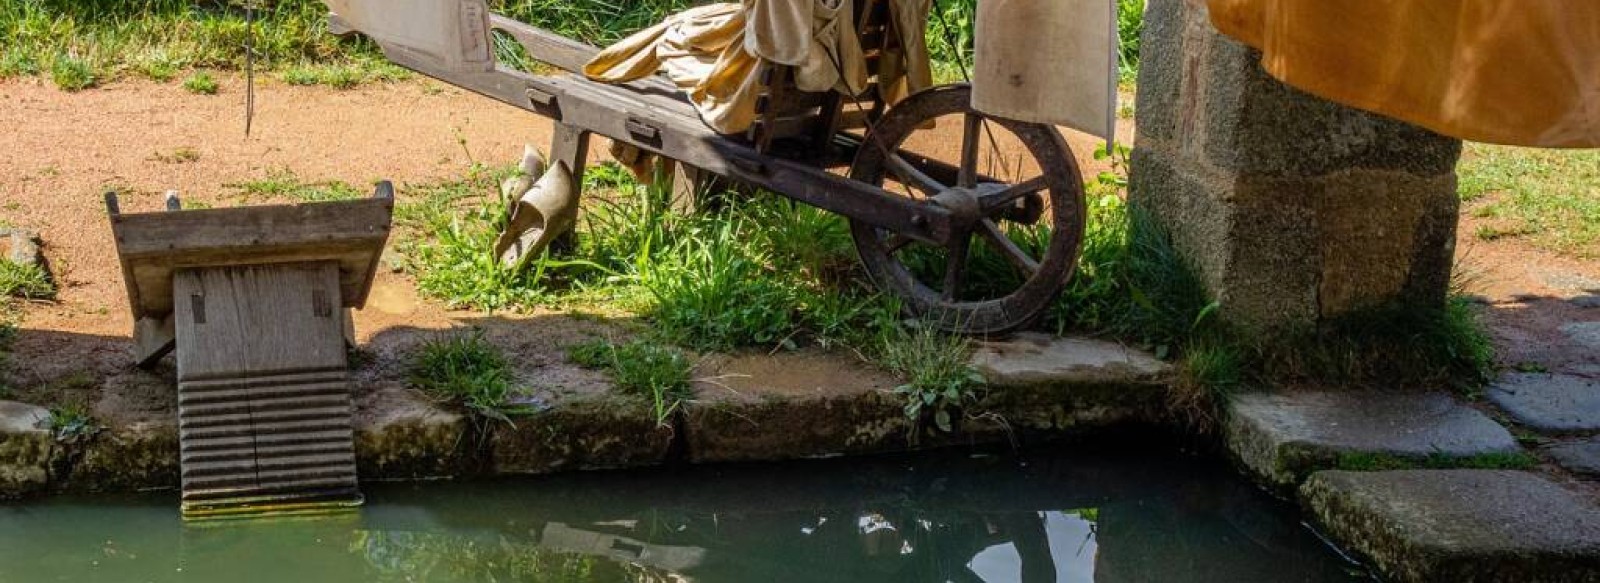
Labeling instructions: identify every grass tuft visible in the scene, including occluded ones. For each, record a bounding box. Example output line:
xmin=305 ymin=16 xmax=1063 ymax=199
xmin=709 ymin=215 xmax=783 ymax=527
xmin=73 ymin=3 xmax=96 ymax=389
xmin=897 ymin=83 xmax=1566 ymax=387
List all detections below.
xmin=880 ymin=323 xmax=983 ymax=436
xmin=181 ymin=70 xmax=217 ymax=94
xmin=568 ymin=338 xmax=692 ymax=427
xmin=42 ymin=402 xmax=100 ymax=444
xmin=410 ymin=328 xmax=531 ymax=427
xmin=49 ymin=54 xmax=94 ymax=91
xmin=1459 ymin=144 xmax=1599 ymax=258
xmin=0 ymin=260 xmax=55 ymax=300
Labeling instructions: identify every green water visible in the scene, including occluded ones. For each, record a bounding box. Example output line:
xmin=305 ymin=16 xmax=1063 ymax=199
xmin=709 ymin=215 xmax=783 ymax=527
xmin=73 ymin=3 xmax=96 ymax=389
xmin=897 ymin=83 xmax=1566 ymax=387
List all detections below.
xmin=0 ymin=448 xmax=1368 ymax=582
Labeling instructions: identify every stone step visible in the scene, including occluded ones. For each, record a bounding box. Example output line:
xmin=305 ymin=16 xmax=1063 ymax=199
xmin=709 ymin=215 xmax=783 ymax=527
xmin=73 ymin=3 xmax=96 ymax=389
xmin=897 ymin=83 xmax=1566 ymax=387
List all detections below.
xmin=1224 ymin=390 xmax=1520 ymax=490
xmin=1302 ymin=470 xmax=1600 ymax=582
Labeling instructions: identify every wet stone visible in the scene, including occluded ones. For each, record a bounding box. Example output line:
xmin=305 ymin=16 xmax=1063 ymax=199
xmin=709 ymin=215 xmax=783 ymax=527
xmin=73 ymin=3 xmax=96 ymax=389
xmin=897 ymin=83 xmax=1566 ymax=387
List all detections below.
xmin=970 ymin=333 xmax=1171 ymax=388
xmin=1488 ymin=373 xmax=1600 ymax=432
xmin=1545 ymin=439 xmax=1600 ymax=478
xmin=1225 ymin=390 xmax=1520 ymax=489
xmin=0 ymin=400 xmax=53 ymax=497
xmin=353 ymin=386 xmax=472 ymax=479
xmin=1302 ymin=470 xmax=1600 ymax=582
xmin=1562 ymin=322 xmax=1600 ymax=351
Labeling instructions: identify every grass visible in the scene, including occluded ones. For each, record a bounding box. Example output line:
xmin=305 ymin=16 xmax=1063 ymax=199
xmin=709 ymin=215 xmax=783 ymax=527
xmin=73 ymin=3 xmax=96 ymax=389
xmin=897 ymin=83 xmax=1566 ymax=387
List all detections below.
xmin=881 ymin=323 xmax=983 ymax=436
xmin=181 ymin=70 xmax=217 ymax=94
xmin=48 ymin=53 xmax=94 ymax=91
xmin=228 ymin=168 xmax=363 ymax=203
xmin=150 ymin=146 xmax=200 ymax=164
xmin=409 ymin=328 xmax=533 ymax=427
xmin=567 ymin=338 xmax=692 ymax=428
xmin=0 ymin=260 xmax=55 ymax=300
xmin=1 ymin=0 xmax=1103 ymax=90
xmin=1459 ymin=144 xmax=1600 ymax=259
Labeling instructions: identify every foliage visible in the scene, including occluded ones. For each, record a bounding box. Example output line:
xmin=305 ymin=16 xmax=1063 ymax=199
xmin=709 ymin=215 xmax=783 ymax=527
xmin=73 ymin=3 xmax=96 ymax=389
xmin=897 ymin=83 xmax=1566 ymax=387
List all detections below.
xmin=181 ymin=70 xmax=218 ymax=94
xmin=410 ymin=328 xmax=532 ymax=427
xmin=0 ymin=260 xmax=55 ymax=300
xmin=48 ymin=53 xmax=94 ymax=91
xmin=42 ymin=403 xmax=100 ymax=444
xmin=880 ymin=323 xmax=983 ymax=436
xmin=640 ymin=219 xmax=798 ymax=351
xmin=567 ymin=338 xmax=692 ymax=428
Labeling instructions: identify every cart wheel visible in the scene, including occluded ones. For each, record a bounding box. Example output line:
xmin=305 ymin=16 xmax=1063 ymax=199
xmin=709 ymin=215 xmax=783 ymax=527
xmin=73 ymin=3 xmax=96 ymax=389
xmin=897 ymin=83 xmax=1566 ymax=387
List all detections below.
xmin=849 ymin=84 xmax=1086 ymax=334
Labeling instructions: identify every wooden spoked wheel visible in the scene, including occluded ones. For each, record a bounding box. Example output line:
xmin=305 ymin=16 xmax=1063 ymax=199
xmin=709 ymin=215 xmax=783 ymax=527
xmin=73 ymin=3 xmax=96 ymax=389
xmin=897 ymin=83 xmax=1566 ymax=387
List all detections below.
xmin=849 ymin=84 xmax=1086 ymax=334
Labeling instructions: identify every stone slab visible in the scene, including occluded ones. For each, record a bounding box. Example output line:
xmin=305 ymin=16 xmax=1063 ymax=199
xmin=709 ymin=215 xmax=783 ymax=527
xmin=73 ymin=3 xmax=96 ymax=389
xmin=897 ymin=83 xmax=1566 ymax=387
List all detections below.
xmin=0 ymin=229 xmax=43 ymax=267
xmin=1563 ymin=322 xmax=1600 ymax=351
xmin=0 ymin=401 xmax=52 ymax=498
xmin=490 ymin=396 xmax=673 ymax=474
xmin=1302 ymin=470 xmax=1600 ymax=582
xmin=1545 ymin=439 xmax=1600 ymax=478
xmin=353 ymin=386 xmax=473 ymax=479
xmin=1226 ymin=390 xmax=1520 ymax=489
xmin=970 ymin=333 xmax=1172 ymax=388
xmin=1488 ymin=373 xmax=1600 ymax=432
xmin=66 ymin=421 xmax=178 ymax=492
xmin=683 ymin=391 xmax=911 ymax=464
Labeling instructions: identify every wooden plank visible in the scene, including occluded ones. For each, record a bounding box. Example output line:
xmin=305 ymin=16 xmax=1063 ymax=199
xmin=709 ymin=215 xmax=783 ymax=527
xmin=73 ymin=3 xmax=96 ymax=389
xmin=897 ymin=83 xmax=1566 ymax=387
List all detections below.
xmin=112 ymin=197 xmax=391 ymax=318
xmin=173 ymin=262 xmax=348 ymax=381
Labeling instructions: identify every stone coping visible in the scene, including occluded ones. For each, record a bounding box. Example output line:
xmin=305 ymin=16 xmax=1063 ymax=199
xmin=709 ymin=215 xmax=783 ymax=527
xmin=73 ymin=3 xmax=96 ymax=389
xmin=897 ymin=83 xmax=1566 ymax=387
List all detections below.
xmin=0 ymin=335 xmax=1171 ymax=497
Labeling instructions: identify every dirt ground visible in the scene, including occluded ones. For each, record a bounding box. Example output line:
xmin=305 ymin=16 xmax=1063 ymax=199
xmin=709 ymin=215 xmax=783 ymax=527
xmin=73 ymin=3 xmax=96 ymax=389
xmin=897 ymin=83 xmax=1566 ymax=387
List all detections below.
xmin=0 ymin=73 xmax=1593 ymax=422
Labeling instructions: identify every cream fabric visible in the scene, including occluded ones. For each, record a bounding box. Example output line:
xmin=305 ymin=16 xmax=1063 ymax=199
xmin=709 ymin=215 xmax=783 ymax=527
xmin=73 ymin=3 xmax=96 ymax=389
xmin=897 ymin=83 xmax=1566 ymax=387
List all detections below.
xmin=1208 ymin=0 xmax=1600 ymax=147
xmin=971 ymin=0 xmax=1118 ymax=140
xmin=585 ymin=0 xmax=929 ymax=135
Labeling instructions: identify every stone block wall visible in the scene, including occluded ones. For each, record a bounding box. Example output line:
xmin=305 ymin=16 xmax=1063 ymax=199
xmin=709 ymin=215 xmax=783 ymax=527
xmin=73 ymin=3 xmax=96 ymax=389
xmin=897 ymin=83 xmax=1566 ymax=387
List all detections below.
xmin=1130 ymin=0 xmax=1462 ymax=333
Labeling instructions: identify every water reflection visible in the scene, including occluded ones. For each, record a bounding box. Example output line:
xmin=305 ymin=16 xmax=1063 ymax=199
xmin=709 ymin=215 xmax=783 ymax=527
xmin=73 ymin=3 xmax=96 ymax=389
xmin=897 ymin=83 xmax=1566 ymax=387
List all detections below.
xmin=0 ymin=449 xmax=1367 ymax=582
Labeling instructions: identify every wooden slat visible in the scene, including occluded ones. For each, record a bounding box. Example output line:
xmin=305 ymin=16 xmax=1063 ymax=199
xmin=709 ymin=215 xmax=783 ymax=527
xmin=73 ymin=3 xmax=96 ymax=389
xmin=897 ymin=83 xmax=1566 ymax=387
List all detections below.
xmin=174 ymin=263 xmax=349 ymax=380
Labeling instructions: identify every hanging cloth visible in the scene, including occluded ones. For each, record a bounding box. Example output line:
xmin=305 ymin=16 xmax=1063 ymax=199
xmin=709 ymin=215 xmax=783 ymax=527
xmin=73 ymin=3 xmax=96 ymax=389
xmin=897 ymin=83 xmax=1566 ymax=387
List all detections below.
xmin=971 ymin=0 xmax=1119 ymax=141
xmin=1207 ymin=0 xmax=1600 ymax=148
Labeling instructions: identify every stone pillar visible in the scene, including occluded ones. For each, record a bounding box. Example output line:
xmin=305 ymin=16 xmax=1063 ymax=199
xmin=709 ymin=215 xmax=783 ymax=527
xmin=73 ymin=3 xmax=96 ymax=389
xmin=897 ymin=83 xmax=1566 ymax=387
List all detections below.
xmin=1129 ymin=0 xmax=1462 ymax=333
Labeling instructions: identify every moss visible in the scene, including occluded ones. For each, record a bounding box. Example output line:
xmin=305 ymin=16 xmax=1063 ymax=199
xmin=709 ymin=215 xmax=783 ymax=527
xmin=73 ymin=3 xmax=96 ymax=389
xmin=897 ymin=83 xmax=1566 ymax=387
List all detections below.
xmin=1336 ymin=451 xmax=1537 ymax=472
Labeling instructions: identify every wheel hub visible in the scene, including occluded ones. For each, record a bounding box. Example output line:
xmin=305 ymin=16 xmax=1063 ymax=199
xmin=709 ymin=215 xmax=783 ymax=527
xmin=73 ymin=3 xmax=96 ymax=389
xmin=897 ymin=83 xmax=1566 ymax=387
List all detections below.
xmin=930 ymin=187 xmax=985 ymax=228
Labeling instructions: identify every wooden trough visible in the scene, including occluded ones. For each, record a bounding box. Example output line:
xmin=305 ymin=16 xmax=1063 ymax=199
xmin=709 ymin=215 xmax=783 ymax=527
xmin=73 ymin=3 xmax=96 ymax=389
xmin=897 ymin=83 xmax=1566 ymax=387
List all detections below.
xmin=108 ymin=185 xmax=394 ymax=519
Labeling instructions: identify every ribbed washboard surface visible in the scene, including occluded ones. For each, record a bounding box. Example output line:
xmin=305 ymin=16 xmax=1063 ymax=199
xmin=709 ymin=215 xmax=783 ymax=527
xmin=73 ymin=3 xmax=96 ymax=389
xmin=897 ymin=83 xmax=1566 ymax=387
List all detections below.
xmin=174 ymin=262 xmax=362 ymax=519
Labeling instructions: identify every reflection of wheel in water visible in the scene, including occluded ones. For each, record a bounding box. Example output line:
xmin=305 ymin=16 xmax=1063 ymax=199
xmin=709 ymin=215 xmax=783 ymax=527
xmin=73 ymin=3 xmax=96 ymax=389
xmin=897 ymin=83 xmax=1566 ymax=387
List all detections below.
xmin=849 ymin=84 xmax=1086 ymax=334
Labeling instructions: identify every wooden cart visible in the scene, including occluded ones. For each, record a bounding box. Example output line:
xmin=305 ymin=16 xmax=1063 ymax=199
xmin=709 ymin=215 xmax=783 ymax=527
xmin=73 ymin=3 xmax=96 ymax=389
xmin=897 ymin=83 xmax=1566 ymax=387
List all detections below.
xmin=328 ymin=0 xmax=1085 ymax=333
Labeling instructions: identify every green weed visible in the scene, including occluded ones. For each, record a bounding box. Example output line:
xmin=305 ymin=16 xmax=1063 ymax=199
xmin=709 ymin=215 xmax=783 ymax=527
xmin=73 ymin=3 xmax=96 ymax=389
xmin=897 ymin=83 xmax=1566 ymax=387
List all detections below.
xmin=0 ymin=260 xmax=55 ymax=300
xmin=0 ymin=51 xmax=39 ymax=78
xmin=568 ymin=338 xmax=692 ymax=428
xmin=181 ymin=70 xmax=218 ymax=94
xmin=880 ymin=323 xmax=983 ymax=436
xmin=42 ymin=402 xmax=100 ymax=444
xmin=410 ymin=328 xmax=532 ymax=427
xmin=49 ymin=54 xmax=94 ymax=91
xmin=150 ymin=147 xmax=200 ymax=164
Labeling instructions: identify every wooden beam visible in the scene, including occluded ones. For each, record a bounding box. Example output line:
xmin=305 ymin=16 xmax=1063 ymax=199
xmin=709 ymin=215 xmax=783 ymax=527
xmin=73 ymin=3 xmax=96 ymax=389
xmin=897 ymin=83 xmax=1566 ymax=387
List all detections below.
xmin=133 ymin=314 xmax=175 ymax=369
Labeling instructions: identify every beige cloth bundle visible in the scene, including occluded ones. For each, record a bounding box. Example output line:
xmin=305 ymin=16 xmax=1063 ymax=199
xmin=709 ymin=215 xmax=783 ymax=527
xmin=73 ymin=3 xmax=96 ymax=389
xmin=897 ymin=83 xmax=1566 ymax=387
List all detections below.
xmin=585 ymin=0 xmax=933 ymax=135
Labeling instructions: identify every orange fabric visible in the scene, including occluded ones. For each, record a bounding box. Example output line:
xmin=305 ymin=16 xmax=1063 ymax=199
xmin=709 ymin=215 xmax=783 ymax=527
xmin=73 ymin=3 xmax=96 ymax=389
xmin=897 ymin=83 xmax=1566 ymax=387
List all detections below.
xmin=1207 ymin=0 xmax=1600 ymax=148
